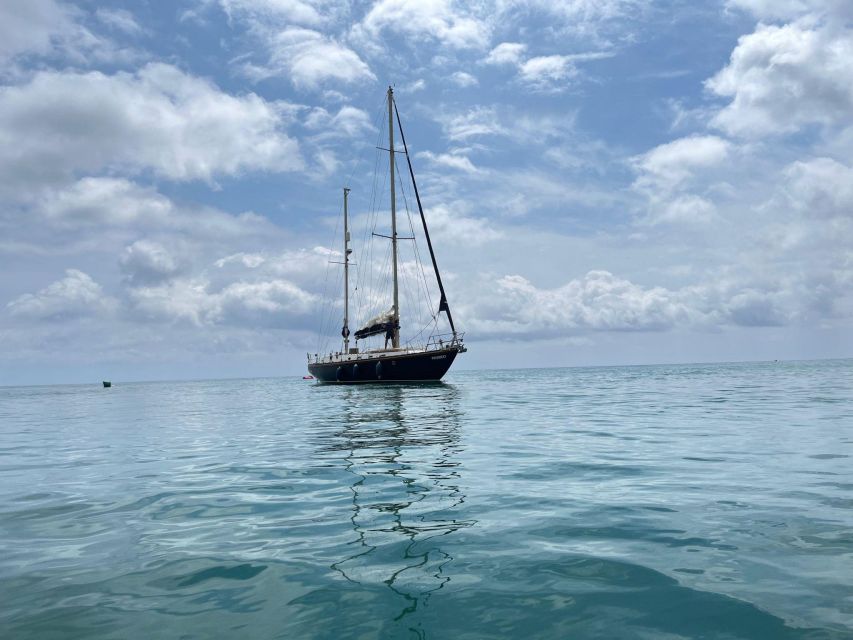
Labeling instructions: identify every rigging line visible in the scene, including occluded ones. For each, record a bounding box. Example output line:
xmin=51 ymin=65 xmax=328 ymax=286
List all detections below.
xmin=394 ymin=158 xmax=433 ymax=336
xmin=354 ymin=100 xmax=386 ymax=327
xmin=399 ymin=238 xmax=418 ymax=342
xmin=396 ymin=165 xmax=427 ymax=337
xmin=361 ymin=118 xmax=387 ymax=324
xmin=356 ymin=151 xmax=379 ymax=324
xmin=344 ymin=96 xmax=387 ymax=193
xmin=337 ymin=104 xmax=383 ymax=342
xmin=353 ymin=133 xmax=375 ymax=323
xmin=316 ymin=195 xmax=343 ymax=355
xmin=403 ymin=319 xmax=435 ymax=348
xmin=395 ymin=154 xmax=435 ymax=333
xmin=322 ymin=267 xmax=345 ymax=356
xmin=366 ymin=149 xmax=389 ymax=324
xmin=393 ymin=98 xmax=456 ymax=335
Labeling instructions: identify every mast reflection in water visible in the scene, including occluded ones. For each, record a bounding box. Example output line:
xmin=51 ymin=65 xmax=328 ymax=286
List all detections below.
xmin=314 ymin=384 xmax=475 ymax=636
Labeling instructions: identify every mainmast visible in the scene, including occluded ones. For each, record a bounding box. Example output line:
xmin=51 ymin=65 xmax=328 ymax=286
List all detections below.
xmin=388 ymin=86 xmax=400 ymax=349
xmin=342 ymin=186 xmax=351 ymax=352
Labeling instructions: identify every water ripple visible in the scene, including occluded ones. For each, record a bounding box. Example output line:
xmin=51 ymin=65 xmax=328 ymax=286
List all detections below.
xmin=1 ymin=360 xmax=852 ymax=638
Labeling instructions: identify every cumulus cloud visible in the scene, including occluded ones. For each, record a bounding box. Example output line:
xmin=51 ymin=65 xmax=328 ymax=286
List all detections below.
xmin=0 ymin=63 xmax=303 ymax=188
xmin=484 ymin=42 xmax=527 ymax=66
xmin=119 ymin=245 xmax=335 ymax=329
xmin=358 ymin=0 xmax=490 ymax=50
xmin=706 ymin=20 xmax=853 ymax=138
xmin=120 ymin=240 xmax=183 ymax=286
xmin=780 ymin=157 xmax=853 ymax=217
xmin=459 ymin=267 xmax=816 ymax=339
xmin=633 ymin=135 xmax=730 ymax=193
xmin=464 ymin=270 xmax=694 ymax=337
xmin=0 ymin=0 xmax=141 ymax=69
xmin=95 ymin=7 xmax=144 ymax=35
xmin=483 ymin=42 xmax=610 ymax=91
xmin=218 ymin=0 xmax=326 ymax=25
xmin=6 ymin=269 xmax=116 ymax=321
xmin=518 ymin=55 xmax=580 ymax=90
xmin=726 ymin=0 xmax=853 ymax=21
xmin=128 ymin=275 xmax=319 ymax=328
xmin=631 ymin=136 xmax=730 ymax=225
xmin=243 ymin=27 xmax=375 ymax=90
xmin=304 ymin=105 xmax=375 ymax=139
xmin=35 ymin=177 xmax=274 ymax=239
xmin=39 ymin=178 xmax=173 ymax=228
xmin=0 ymin=0 xmax=70 ymax=62
xmin=420 ymin=203 xmax=501 ymax=246
xmin=450 ymin=71 xmax=478 ymax=87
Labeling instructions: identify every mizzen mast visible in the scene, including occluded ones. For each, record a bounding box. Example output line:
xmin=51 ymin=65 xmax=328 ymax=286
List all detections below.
xmin=342 ymin=186 xmax=351 ymax=352
xmin=388 ymin=86 xmax=400 ymax=349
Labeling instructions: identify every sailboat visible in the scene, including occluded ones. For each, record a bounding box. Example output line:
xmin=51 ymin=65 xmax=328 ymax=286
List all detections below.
xmin=307 ymin=87 xmax=466 ymax=383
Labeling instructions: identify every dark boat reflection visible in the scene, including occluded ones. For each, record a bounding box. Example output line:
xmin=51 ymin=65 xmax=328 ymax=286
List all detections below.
xmin=314 ymin=384 xmax=475 ymax=633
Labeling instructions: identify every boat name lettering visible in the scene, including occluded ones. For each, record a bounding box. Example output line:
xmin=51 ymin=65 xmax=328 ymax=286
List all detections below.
xmin=431 ymin=355 xmax=447 ymax=360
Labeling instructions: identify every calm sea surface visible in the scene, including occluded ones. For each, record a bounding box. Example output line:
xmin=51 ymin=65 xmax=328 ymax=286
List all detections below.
xmin=1 ymin=360 xmax=852 ymax=639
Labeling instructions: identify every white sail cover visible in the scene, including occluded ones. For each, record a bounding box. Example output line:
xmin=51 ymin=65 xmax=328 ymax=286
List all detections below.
xmin=357 ymin=307 xmax=395 ymax=334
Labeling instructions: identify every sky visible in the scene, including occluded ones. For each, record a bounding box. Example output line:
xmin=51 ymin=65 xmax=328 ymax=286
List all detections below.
xmin=1 ymin=0 xmax=852 ymax=385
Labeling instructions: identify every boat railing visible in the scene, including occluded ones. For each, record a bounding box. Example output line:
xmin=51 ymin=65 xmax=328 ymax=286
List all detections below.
xmin=307 ymin=332 xmax=465 ymax=364
xmin=424 ymin=332 xmax=464 ymax=351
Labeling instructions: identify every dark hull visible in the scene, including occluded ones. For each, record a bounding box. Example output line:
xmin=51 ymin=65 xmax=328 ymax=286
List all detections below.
xmin=308 ymin=347 xmax=459 ymax=384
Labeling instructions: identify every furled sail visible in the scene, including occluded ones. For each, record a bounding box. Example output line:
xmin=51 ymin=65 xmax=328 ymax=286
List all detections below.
xmin=354 ymin=307 xmax=398 ymax=340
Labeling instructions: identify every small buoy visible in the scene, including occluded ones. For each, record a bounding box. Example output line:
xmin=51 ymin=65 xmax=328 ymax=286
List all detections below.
xmin=302 ymin=375 xmax=314 ymax=380
xmin=102 ymin=381 xmax=112 ymax=388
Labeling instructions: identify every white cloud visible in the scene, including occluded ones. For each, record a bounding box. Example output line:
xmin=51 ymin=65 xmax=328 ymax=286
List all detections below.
xmin=484 ymin=43 xmax=610 ymax=90
xmin=215 ymin=252 xmax=267 ymax=269
xmin=421 ymin=203 xmax=501 ymax=246
xmin=128 ymin=275 xmax=319 ymax=328
xmin=247 ymin=27 xmax=375 ymax=90
xmin=218 ymin=0 xmax=326 ymax=25
xmin=95 ymin=8 xmax=144 ymax=35
xmin=0 ymin=0 xmax=70 ymax=61
xmin=400 ymin=78 xmax=427 ymax=93
xmin=631 ymin=136 xmax=731 ymax=226
xmin=707 ymin=20 xmax=853 ymax=137
xmin=31 ymin=177 xmax=277 ymax=244
xmin=497 ymin=0 xmax=648 ymax=44
xmin=463 ymin=270 xmax=695 ymax=337
xmin=634 ymin=135 xmax=731 ymax=192
xmin=0 ymin=63 xmax=303 ymax=188
xmin=417 ymin=151 xmax=481 ymax=173
xmin=780 ymin=157 xmax=853 ymax=218
xmin=40 ymin=178 xmax=173 ymax=228
xmin=450 ymin=71 xmax=478 ymax=87
xmin=725 ymin=0 xmax=853 ymax=21
xmin=519 ymin=55 xmax=580 ymax=90
xmin=655 ymin=195 xmax=718 ymax=225
xmin=304 ymin=105 xmax=374 ymax=138
xmin=120 ymin=240 xmax=183 ymax=285
xmin=458 ymin=265 xmax=825 ymax=339
xmin=359 ymin=0 xmax=490 ymax=49
xmin=484 ymin=42 xmax=526 ymax=65
xmin=7 ymin=269 xmax=116 ymax=321
xmin=438 ymin=106 xmax=506 ymax=141
xmin=0 ymin=0 xmax=142 ymax=68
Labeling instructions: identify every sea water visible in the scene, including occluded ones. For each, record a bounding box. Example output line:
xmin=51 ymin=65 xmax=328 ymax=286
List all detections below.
xmin=1 ymin=360 xmax=851 ymax=639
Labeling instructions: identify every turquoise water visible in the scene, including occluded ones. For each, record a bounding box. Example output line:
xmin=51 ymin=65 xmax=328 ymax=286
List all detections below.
xmin=1 ymin=360 xmax=852 ymax=639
